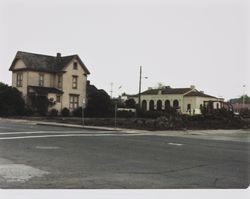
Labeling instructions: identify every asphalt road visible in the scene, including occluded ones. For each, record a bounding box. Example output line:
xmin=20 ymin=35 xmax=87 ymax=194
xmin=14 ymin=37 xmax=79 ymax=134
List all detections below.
xmin=0 ymin=119 xmax=249 ymax=188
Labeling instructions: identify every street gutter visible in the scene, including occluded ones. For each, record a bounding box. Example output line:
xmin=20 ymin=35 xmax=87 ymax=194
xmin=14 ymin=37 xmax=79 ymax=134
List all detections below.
xmin=36 ymin=122 xmax=128 ymax=131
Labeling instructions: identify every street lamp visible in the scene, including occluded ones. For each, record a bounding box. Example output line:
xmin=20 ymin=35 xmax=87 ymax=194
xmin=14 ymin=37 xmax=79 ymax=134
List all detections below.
xmin=138 ymin=66 xmax=148 ymax=109
xmin=243 ymin=85 xmax=246 ymax=109
xmin=82 ymin=98 xmax=86 ymax=126
xmin=114 ymin=85 xmax=122 ymax=128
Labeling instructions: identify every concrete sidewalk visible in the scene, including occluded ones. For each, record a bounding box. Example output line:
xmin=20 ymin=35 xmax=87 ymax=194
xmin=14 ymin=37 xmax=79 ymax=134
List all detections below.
xmin=36 ymin=121 xmax=132 ymax=131
xmin=0 ymin=117 xmax=132 ymax=132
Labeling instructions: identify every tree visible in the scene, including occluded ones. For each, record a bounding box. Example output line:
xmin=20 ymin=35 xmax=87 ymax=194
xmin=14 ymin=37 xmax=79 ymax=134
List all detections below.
xmin=229 ymin=95 xmax=250 ymax=104
xmin=0 ymin=82 xmax=25 ymax=116
xmin=85 ymin=89 xmax=114 ymax=117
xmin=29 ymin=95 xmax=50 ymax=116
xmin=125 ymin=98 xmax=136 ymax=108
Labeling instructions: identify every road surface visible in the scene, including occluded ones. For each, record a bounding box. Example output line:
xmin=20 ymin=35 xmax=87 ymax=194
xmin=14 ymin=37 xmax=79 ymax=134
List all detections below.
xmin=0 ymin=118 xmax=249 ymax=188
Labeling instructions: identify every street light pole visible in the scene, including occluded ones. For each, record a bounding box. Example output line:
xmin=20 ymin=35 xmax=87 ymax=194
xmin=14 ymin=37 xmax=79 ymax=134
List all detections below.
xmin=138 ymin=66 xmax=142 ymax=108
xmin=82 ymin=99 xmax=86 ymax=126
xmin=114 ymin=101 xmax=117 ymax=128
xmin=243 ymin=85 xmax=246 ymax=109
xmin=114 ymin=85 xmax=122 ymax=128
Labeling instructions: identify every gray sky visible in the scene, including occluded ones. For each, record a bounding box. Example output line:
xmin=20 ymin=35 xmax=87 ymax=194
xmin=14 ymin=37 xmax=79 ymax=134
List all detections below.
xmin=0 ymin=0 xmax=249 ymax=100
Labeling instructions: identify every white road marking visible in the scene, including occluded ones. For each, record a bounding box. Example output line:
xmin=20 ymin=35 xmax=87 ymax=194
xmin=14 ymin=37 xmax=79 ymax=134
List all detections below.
xmin=35 ymin=146 xmax=61 ymax=150
xmin=0 ymin=131 xmax=49 ymax=135
xmin=168 ymin=142 xmax=183 ymax=146
xmin=0 ymin=133 xmax=142 ymax=140
xmin=0 ymin=131 xmax=81 ymax=135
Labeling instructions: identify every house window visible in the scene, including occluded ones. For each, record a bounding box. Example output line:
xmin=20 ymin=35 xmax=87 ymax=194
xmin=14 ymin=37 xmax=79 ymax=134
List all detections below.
xmin=173 ymin=100 xmax=179 ymax=109
xmin=39 ymin=74 xmax=44 ymax=86
xmin=157 ymin=100 xmax=162 ymax=111
xmin=187 ymin=104 xmax=191 ymax=113
xmin=69 ymin=94 xmax=79 ymax=110
xmin=216 ymin=103 xmax=220 ymax=109
xmin=73 ymin=62 xmax=78 ymax=70
xmin=56 ymin=95 xmax=61 ymax=103
xmin=142 ymin=100 xmax=147 ymax=111
xmin=16 ymin=72 xmax=23 ymax=87
xmin=58 ymin=75 xmax=62 ymax=88
xmin=149 ymin=100 xmax=154 ymax=111
xmin=72 ymin=76 xmax=78 ymax=89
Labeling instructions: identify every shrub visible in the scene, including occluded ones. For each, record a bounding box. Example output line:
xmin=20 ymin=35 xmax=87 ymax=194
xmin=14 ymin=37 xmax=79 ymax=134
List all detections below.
xmin=73 ymin=107 xmax=83 ymax=117
xmin=117 ymin=110 xmax=135 ymax=118
xmin=61 ymin=107 xmax=70 ymax=117
xmin=0 ymin=82 xmax=25 ymax=116
xmin=49 ymin=109 xmax=58 ymax=117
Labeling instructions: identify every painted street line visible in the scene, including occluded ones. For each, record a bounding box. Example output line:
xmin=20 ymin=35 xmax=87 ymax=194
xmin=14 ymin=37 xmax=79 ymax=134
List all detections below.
xmin=35 ymin=146 xmax=61 ymax=150
xmin=0 ymin=131 xmax=115 ymax=135
xmin=168 ymin=142 xmax=183 ymax=146
xmin=0 ymin=133 xmax=143 ymax=140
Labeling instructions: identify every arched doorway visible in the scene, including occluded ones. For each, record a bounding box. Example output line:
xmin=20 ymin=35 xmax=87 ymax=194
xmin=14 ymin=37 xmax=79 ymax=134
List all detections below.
xmin=173 ymin=99 xmax=179 ymax=109
xmin=142 ymin=100 xmax=147 ymax=111
xmin=165 ymin=100 xmax=170 ymax=110
xmin=157 ymin=100 xmax=162 ymax=111
xmin=149 ymin=100 xmax=154 ymax=111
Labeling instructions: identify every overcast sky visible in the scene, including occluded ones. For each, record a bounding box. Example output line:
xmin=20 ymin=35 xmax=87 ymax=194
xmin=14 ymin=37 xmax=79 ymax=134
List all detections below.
xmin=0 ymin=0 xmax=249 ymax=100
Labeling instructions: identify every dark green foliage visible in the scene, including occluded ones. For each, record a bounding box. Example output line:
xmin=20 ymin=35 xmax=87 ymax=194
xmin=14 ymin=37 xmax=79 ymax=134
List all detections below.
xmin=117 ymin=110 xmax=136 ymax=118
xmin=73 ymin=107 xmax=83 ymax=117
xmin=240 ymin=108 xmax=250 ymax=118
xmin=85 ymin=89 xmax=114 ymax=117
xmin=49 ymin=108 xmax=58 ymax=116
xmin=137 ymin=106 xmax=178 ymax=119
xmin=0 ymin=82 xmax=25 ymax=116
xmin=61 ymin=107 xmax=70 ymax=117
xmin=29 ymin=95 xmax=49 ymax=116
xmin=229 ymin=95 xmax=250 ymax=104
xmin=125 ymin=99 xmax=136 ymax=108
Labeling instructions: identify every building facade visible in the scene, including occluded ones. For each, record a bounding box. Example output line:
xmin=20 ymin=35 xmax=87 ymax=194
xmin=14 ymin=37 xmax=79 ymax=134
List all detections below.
xmin=9 ymin=51 xmax=90 ymax=113
xmin=125 ymin=86 xmax=223 ymax=115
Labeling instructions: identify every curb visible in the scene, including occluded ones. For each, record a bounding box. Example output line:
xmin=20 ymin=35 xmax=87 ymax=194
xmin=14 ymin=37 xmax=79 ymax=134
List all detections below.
xmin=36 ymin=122 xmax=127 ymax=131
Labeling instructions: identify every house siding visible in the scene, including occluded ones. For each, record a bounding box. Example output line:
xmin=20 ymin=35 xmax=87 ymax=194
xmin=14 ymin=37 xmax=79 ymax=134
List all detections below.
xmin=10 ymin=54 xmax=89 ymax=114
xmin=61 ymin=58 xmax=87 ymax=111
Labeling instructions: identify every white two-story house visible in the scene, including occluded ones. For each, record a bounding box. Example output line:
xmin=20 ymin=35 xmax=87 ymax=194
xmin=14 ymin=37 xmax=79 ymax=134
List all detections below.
xmin=9 ymin=51 xmax=90 ymax=113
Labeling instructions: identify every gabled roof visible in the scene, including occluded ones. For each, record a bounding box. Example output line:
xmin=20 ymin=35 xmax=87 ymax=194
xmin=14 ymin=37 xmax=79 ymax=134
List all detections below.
xmin=9 ymin=51 xmax=90 ymax=74
xmin=141 ymin=87 xmax=193 ymax=95
xmin=184 ymin=91 xmax=216 ymax=98
xmin=126 ymin=86 xmax=217 ymax=99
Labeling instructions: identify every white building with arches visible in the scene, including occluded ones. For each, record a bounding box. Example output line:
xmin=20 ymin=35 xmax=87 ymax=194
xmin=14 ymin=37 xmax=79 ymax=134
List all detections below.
xmin=124 ymin=85 xmax=223 ymax=115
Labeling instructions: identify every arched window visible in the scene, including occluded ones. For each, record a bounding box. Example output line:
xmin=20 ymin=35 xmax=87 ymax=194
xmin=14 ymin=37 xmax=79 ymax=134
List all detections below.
xmin=142 ymin=100 xmax=147 ymax=111
xmin=216 ymin=103 xmax=219 ymax=109
xmin=165 ymin=100 xmax=170 ymax=110
xmin=149 ymin=100 xmax=154 ymax=111
xmin=173 ymin=100 xmax=179 ymax=109
xmin=157 ymin=100 xmax=162 ymax=111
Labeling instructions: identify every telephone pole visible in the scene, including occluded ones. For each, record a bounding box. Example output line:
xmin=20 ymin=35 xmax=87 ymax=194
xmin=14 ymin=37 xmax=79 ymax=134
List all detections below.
xmin=110 ymin=82 xmax=113 ymax=99
xmin=138 ymin=66 xmax=142 ymax=108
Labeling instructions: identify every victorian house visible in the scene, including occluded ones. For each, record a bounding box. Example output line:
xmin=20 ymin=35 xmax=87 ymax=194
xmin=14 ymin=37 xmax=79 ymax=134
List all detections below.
xmin=9 ymin=51 xmax=90 ymax=113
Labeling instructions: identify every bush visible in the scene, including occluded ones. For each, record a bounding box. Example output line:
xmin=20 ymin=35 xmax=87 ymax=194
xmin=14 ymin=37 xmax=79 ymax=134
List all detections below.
xmin=73 ymin=107 xmax=83 ymax=117
xmin=29 ymin=95 xmax=49 ymax=116
xmin=49 ymin=109 xmax=58 ymax=116
xmin=117 ymin=110 xmax=136 ymax=118
xmin=85 ymin=89 xmax=114 ymax=117
xmin=61 ymin=107 xmax=70 ymax=117
xmin=24 ymin=107 xmax=34 ymax=116
xmin=0 ymin=82 xmax=25 ymax=116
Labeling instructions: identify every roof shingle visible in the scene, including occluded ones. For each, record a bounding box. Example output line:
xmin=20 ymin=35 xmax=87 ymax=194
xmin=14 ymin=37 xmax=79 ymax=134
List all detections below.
xmin=9 ymin=51 xmax=90 ymax=74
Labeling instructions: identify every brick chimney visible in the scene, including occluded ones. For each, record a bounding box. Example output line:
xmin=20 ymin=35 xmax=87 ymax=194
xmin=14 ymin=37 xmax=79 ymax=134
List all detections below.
xmin=56 ymin=53 xmax=61 ymax=58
